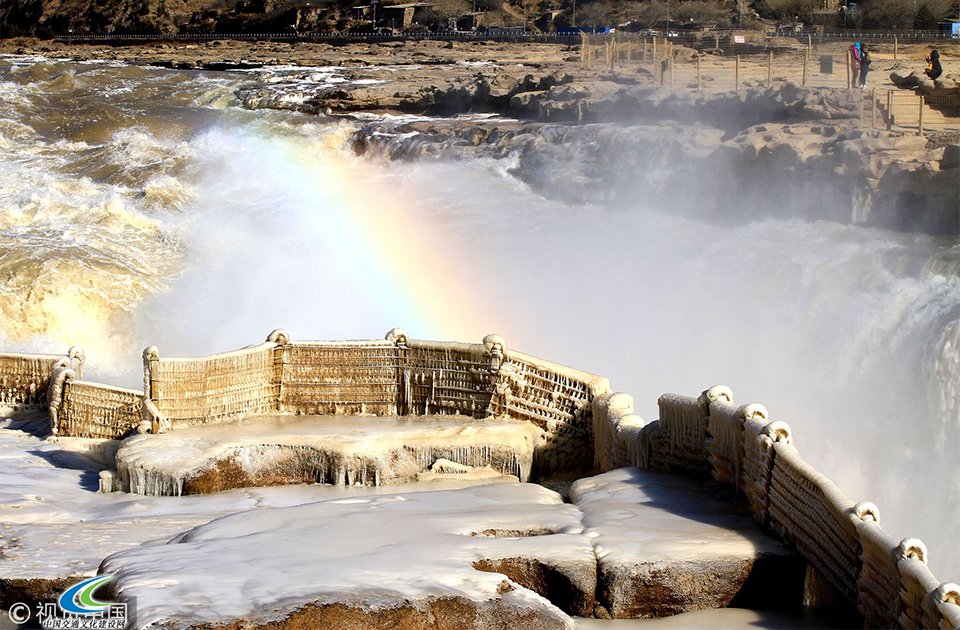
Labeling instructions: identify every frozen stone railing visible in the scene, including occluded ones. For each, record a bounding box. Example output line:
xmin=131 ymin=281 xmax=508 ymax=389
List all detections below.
xmin=51 ymin=329 xmax=609 ymax=477
xmin=0 ymin=347 xmax=84 ymax=411
xmin=10 ymin=335 xmax=960 ymax=625
xmin=142 ymin=340 xmax=278 ymax=432
xmin=592 ymin=386 xmax=960 ymax=630
xmin=51 ymin=380 xmax=144 ymax=439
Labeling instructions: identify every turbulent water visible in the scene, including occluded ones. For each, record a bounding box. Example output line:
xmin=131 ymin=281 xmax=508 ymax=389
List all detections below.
xmin=1 ymin=56 xmax=958 ymax=579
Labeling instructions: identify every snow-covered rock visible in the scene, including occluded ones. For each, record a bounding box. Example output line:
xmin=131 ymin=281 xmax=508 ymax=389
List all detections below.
xmin=571 ymin=468 xmax=802 ymax=618
xmin=101 ymin=483 xmax=589 ymax=628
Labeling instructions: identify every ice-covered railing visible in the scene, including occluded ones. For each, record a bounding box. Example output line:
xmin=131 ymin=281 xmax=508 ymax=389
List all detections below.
xmin=0 ymin=347 xmax=84 ymax=410
xmin=142 ymin=338 xmax=279 ymax=433
xmin=275 ymin=331 xmax=497 ymax=418
xmin=50 ymin=329 xmax=608 ymax=476
xmin=51 ymin=381 xmax=144 ymax=439
xmin=592 ymin=385 xmax=960 ymax=630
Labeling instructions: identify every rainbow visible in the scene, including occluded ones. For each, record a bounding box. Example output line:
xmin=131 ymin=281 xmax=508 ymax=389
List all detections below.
xmin=287 ymin=125 xmax=516 ymax=343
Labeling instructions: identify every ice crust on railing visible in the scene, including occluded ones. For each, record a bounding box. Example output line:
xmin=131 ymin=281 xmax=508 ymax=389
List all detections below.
xmin=594 ymin=383 xmax=960 ymax=629
xmin=1 ymin=347 xmax=83 ymax=411
xmin=11 ymin=331 xmax=960 ymax=629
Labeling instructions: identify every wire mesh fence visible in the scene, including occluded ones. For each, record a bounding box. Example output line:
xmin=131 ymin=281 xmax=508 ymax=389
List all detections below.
xmin=580 ymin=33 xmax=959 ymax=132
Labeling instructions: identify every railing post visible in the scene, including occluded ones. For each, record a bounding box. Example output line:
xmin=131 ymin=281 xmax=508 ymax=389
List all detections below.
xmin=735 ymin=55 xmax=740 ymax=90
xmin=871 ymin=86 xmax=877 ymax=128
xmin=142 ymin=346 xmax=160 ymax=432
xmin=669 ymin=53 xmax=674 ymax=90
xmin=385 ymin=328 xmax=409 ymax=416
xmin=266 ymin=329 xmax=289 ymax=412
xmin=768 ymin=51 xmax=773 ymax=87
xmin=886 ymin=90 xmax=893 ymax=130
xmin=894 ymin=36 xmax=898 ymax=61
xmin=802 ymin=54 xmax=807 ymax=86
xmin=697 ymin=56 xmax=702 ymax=91
xmin=918 ymin=94 xmax=924 ymax=136
xmin=846 ymin=49 xmax=851 ymax=89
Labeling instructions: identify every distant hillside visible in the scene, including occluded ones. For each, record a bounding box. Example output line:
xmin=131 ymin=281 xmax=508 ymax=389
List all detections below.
xmin=3 ymin=0 xmax=958 ymax=38
xmin=0 ymin=0 xmax=739 ymax=38
xmin=0 ymin=0 xmax=342 ymax=37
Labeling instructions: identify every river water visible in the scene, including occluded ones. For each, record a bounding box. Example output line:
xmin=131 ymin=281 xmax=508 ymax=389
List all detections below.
xmin=1 ymin=56 xmax=958 ymax=579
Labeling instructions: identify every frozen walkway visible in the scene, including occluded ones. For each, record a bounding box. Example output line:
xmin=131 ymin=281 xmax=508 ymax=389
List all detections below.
xmin=4 ymin=415 xmax=814 ymax=627
xmin=97 ymin=469 xmax=807 ymax=627
xmin=572 ymin=468 xmax=805 ymax=619
xmin=114 ymin=414 xmax=543 ymax=495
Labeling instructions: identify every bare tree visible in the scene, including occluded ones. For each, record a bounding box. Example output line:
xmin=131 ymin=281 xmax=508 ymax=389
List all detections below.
xmin=576 ymin=0 xmax=617 ymax=27
xmin=759 ymin=0 xmax=821 ymax=21
xmin=921 ymin=0 xmax=958 ymax=19
xmin=673 ymin=0 xmax=731 ymax=24
xmin=860 ymin=0 xmax=913 ymax=28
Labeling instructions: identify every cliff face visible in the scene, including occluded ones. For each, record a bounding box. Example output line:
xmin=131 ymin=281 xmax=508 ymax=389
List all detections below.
xmin=337 ymin=84 xmax=959 ymax=235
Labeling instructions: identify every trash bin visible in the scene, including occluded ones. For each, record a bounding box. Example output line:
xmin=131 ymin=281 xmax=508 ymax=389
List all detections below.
xmin=820 ymin=55 xmax=834 ymax=74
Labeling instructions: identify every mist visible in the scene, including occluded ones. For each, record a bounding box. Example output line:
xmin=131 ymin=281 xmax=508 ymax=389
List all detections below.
xmin=1 ymin=60 xmax=954 ymax=581
xmin=116 ymin=115 xmax=960 ymax=579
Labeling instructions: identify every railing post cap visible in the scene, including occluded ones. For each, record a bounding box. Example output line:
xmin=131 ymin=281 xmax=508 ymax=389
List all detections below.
xmin=762 ymin=420 xmax=792 ymax=444
xmin=67 ymin=346 xmax=85 ymax=361
xmin=143 ymin=346 xmax=160 ymax=360
xmin=385 ymin=328 xmax=408 ymax=344
xmin=267 ymin=329 xmax=289 ymax=344
xmin=701 ymin=384 xmax=733 ymax=404
xmin=934 ymin=583 xmax=960 ymax=606
xmin=898 ymin=537 xmax=927 ymax=563
xmin=854 ymin=501 xmax=880 ymax=523
xmin=737 ymin=402 xmax=768 ymax=421
xmin=482 ymin=334 xmax=506 ymax=353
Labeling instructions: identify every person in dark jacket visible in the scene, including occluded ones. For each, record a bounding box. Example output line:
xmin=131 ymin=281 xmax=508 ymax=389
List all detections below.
xmin=858 ymin=44 xmax=871 ymax=88
xmin=925 ymin=48 xmax=943 ymax=80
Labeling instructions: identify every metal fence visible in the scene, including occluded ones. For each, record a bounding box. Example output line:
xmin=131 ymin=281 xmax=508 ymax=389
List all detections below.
xmin=885 ymin=87 xmax=960 ymax=132
xmin=50 ymin=28 xmax=960 ymax=46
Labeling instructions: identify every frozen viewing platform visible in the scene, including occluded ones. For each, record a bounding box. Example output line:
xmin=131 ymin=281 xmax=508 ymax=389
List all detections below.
xmin=113 ymin=413 xmax=542 ymax=495
xmin=1 ymin=329 xmax=958 ymax=629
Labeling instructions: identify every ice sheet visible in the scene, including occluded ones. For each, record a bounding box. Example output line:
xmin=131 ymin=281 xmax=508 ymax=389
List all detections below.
xmin=570 ymin=467 xmax=786 ymax=564
xmin=102 ymin=483 xmax=587 ymax=627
